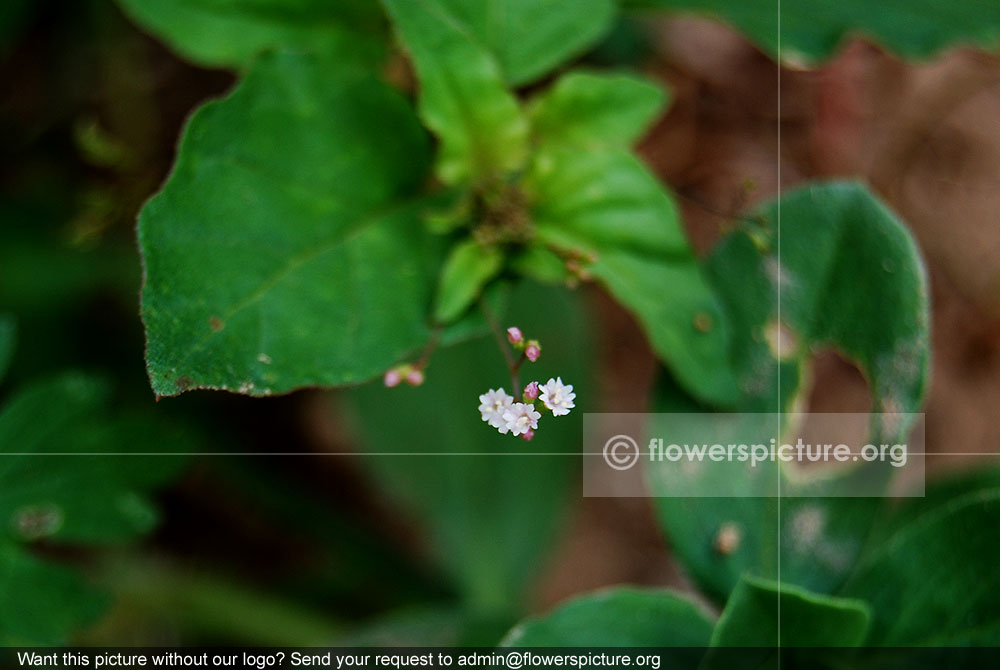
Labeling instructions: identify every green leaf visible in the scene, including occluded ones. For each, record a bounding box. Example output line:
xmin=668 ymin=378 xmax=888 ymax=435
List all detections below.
xmin=115 ymin=0 xmax=385 ymax=69
xmin=382 ymin=0 xmax=529 ymax=186
xmin=508 ymin=245 xmax=571 ymax=286
xmin=710 ymin=575 xmax=870 ymax=647
xmin=346 ymin=282 xmax=590 ymax=612
xmin=436 ymin=0 xmax=617 ymax=86
xmin=841 ymin=489 xmax=1000 ymax=645
xmin=502 ymin=587 xmax=715 ymax=648
xmin=529 ymin=147 xmax=738 ymax=406
xmin=0 ymin=313 xmax=14 ymax=384
xmin=0 ymin=374 xmax=189 ymax=544
xmin=434 ymin=240 xmax=504 ymax=323
xmin=339 ymin=607 xmax=514 ymax=647
xmin=0 ymin=373 xmax=192 ymax=643
xmin=646 ymin=376 xmax=887 ymax=603
xmin=529 ymin=71 xmax=668 ymax=150
xmin=140 ymin=51 xmax=439 ymax=397
xmin=707 ymin=180 xmax=930 ymax=419
xmin=634 ymin=0 xmax=1000 ymax=64
xmin=648 ymin=182 xmax=929 ymax=603
xmin=0 ymin=543 xmax=107 ymax=644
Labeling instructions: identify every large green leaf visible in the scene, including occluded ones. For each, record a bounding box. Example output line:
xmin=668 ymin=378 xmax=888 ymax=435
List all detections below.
xmin=710 ymin=575 xmax=870 ymax=647
xmin=140 ymin=51 xmax=440 ymax=397
xmin=502 ymin=587 xmax=715 ymax=649
xmin=528 ymin=146 xmax=737 ymax=406
xmin=346 ymin=283 xmax=590 ymax=612
xmin=841 ymin=489 xmax=1000 ymax=645
xmin=635 ymin=0 xmax=1000 ymax=64
xmin=707 ymin=180 xmax=930 ymax=418
xmin=115 ymin=0 xmax=384 ymax=69
xmin=382 ymin=0 xmax=528 ymax=186
xmin=436 ymin=0 xmax=616 ymax=86
xmin=650 ymin=183 xmax=928 ymax=602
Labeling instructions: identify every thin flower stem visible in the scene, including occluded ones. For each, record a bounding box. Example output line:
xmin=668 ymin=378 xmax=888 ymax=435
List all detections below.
xmin=479 ymin=295 xmax=522 ymax=398
xmin=416 ymin=325 xmax=442 ymax=368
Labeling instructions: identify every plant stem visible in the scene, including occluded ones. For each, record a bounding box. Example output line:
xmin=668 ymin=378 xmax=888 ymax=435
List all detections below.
xmin=479 ymin=296 xmax=522 ymax=398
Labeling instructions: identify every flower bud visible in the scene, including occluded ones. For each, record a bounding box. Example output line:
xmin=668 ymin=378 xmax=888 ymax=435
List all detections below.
xmin=507 ymin=326 xmax=523 ymax=346
xmin=520 ymin=429 xmax=535 ymax=442
xmin=525 ymin=340 xmax=541 ymax=362
xmin=384 ymin=369 xmax=402 ymax=387
xmin=406 ymin=368 xmax=425 ymax=386
xmin=523 ymin=381 xmax=539 ymax=401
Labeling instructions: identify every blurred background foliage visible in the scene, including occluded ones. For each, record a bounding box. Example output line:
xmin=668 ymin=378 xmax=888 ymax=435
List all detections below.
xmin=2 ymin=0 xmax=1000 ymax=649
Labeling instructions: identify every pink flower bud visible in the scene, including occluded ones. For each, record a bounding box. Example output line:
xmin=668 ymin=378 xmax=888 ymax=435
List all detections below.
xmin=520 ymin=429 xmax=535 ymax=442
xmin=405 ymin=368 xmax=425 ymax=386
xmin=525 ymin=340 xmax=541 ymax=362
xmin=507 ymin=326 xmax=523 ymax=346
xmin=523 ymin=381 xmax=539 ymax=401
xmin=384 ymin=369 xmax=402 ymax=387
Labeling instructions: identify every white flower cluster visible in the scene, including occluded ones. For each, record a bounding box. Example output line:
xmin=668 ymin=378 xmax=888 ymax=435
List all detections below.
xmin=478 ymin=377 xmax=575 ymax=441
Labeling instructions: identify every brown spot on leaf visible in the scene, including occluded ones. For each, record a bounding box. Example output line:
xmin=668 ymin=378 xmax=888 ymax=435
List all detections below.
xmin=209 ymin=316 xmax=225 ymax=332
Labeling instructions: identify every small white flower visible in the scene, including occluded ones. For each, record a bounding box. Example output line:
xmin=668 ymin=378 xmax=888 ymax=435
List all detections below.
xmin=479 ymin=388 xmax=514 ymax=433
xmin=540 ymin=377 xmax=575 ymax=416
xmin=502 ymin=402 xmax=541 ymax=437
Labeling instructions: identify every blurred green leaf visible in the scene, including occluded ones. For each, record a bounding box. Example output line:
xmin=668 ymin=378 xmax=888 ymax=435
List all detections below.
xmin=0 ymin=374 xmax=188 ymax=544
xmin=502 ymin=587 xmax=715 ymax=648
xmin=508 ymin=245 xmax=571 ymax=286
xmin=140 ymin=51 xmax=439 ymax=397
xmin=115 ymin=0 xmax=384 ymax=69
xmin=632 ymin=0 xmax=1000 ymax=64
xmin=339 ymin=606 xmax=514 ymax=647
xmin=707 ymin=180 xmax=930 ymax=420
xmin=841 ymin=489 xmax=1000 ymax=645
xmin=0 ymin=314 xmax=14 ymax=384
xmin=347 ymin=283 xmax=590 ymax=612
xmin=0 ymin=543 xmax=107 ymax=645
xmin=382 ymin=0 xmax=529 ymax=186
xmin=529 ymin=147 xmax=737 ymax=406
xmin=436 ymin=0 xmax=616 ymax=86
xmin=434 ymin=241 xmax=504 ymax=324
xmin=529 ymin=71 xmax=667 ymax=150
xmin=710 ymin=575 xmax=869 ymax=646
xmin=0 ymin=373 xmax=191 ymax=643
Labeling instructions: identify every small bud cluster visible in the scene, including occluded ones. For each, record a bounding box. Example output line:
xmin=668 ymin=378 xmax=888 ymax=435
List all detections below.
xmin=383 ymin=363 xmax=425 ymax=388
xmin=506 ymin=326 xmax=541 ymax=363
xmin=478 ymin=326 xmax=575 ymax=441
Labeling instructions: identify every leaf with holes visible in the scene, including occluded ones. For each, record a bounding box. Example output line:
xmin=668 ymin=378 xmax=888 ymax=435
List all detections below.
xmin=707 ymin=180 xmax=930 ymax=420
xmin=140 ymin=51 xmax=441 ymax=397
